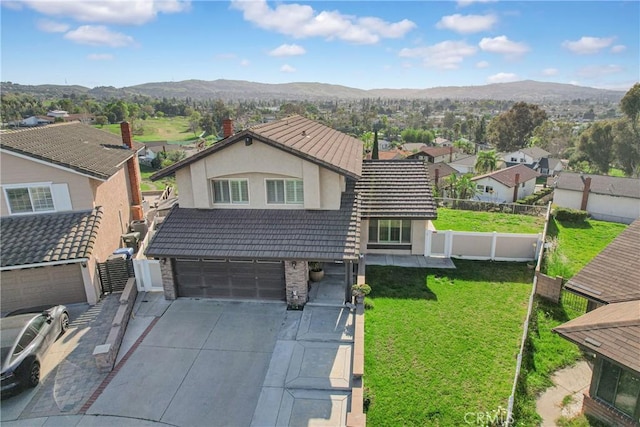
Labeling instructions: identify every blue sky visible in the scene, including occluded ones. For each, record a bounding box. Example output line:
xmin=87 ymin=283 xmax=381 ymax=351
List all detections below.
xmin=1 ymin=1 xmax=638 ymax=91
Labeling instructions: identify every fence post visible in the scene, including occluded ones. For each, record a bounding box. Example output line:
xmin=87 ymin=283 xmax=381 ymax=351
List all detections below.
xmin=444 ymin=230 xmax=453 ymax=258
xmin=425 ymin=229 xmax=432 ymax=257
xmin=490 ymin=231 xmax=497 ymax=261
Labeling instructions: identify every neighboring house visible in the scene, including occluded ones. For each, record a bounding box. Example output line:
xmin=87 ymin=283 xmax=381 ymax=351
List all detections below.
xmin=146 ymin=115 xmax=436 ymax=307
xmin=406 ymin=146 xmax=459 ymax=163
xmin=401 ymin=142 xmax=427 ymax=153
xmin=377 ymin=149 xmax=409 ymax=160
xmin=378 ymin=139 xmax=392 ymax=150
xmin=471 ymin=164 xmax=540 ymax=203
xmin=434 ymin=137 xmax=451 ymax=147
xmin=537 ymin=157 xmax=563 ymax=176
xmin=426 ymin=162 xmax=458 ymax=194
xmin=449 ymin=155 xmax=477 ymax=174
xmin=19 ymin=116 xmax=54 ymax=127
xmin=554 ymin=220 xmax=640 ymax=427
xmin=553 ymin=172 xmax=640 ymax=224
xmin=503 ymin=147 xmax=550 ymax=168
xmin=0 ymin=122 xmax=143 ymax=313
xmin=47 ymin=110 xmax=69 ymax=118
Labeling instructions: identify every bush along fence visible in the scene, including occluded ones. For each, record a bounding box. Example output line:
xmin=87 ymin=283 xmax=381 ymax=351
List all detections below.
xmin=505 ymin=202 xmax=553 ymax=426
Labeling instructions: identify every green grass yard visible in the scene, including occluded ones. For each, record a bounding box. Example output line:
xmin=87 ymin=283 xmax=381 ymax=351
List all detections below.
xmin=432 ymin=208 xmax=545 ymax=234
xmin=364 ymin=261 xmax=533 ymax=426
xmin=98 ymin=116 xmax=199 ymax=142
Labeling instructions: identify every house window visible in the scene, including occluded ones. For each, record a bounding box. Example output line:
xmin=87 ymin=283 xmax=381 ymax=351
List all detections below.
xmin=212 ymin=179 xmax=249 ymax=204
xmin=596 ymin=359 xmax=640 ymax=418
xmin=476 ymin=185 xmax=485 ymax=192
xmin=484 ymin=186 xmax=494 ymax=193
xmin=368 ymin=219 xmax=411 ymax=244
xmin=266 ymin=179 xmax=303 ymax=204
xmin=4 ymin=185 xmax=55 ymax=214
xmin=510 ymin=157 xmax=517 ymax=162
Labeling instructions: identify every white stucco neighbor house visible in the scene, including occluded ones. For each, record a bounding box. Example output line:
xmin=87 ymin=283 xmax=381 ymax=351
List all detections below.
xmin=471 ymin=164 xmax=540 ymax=203
xmin=553 ymin=172 xmax=640 ymax=224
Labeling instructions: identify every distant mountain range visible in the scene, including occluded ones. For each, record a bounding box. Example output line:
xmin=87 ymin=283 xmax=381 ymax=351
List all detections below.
xmin=1 ymin=79 xmax=626 ymax=103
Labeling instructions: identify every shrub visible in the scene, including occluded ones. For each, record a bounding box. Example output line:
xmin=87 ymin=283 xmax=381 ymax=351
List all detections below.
xmin=516 ymin=187 xmax=554 ymax=205
xmin=553 ymin=207 xmax=589 ymax=222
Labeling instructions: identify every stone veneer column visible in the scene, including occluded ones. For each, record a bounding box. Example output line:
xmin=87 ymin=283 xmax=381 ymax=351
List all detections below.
xmin=285 ymin=260 xmax=308 ymax=307
xmin=160 ymin=258 xmax=177 ymax=300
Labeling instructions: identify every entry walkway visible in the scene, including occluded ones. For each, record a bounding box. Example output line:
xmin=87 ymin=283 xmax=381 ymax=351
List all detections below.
xmin=365 ymin=254 xmax=456 ymax=269
xmin=536 ymin=361 xmax=592 ymax=426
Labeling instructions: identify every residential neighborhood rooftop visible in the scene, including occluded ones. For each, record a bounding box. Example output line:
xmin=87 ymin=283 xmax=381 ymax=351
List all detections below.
xmin=519 ymin=146 xmax=551 ymax=159
xmin=471 ymin=163 xmax=540 ymax=187
xmin=356 ymin=160 xmax=437 ymax=219
xmin=0 ymin=122 xmax=136 ymax=180
xmin=426 ymin=162 xmax=458 ymax=180
xmin=564 ymin=219 xmax=640 ymax=304
xmin=555 ymin=172 xmax=640 ymax=199
xmin=0 ymin=207 xmax=103 ymax=268
xmin=418 ymin=146 xmax=458 ymax=158
xmin=553 ymin=300 xmax=640 ymax=374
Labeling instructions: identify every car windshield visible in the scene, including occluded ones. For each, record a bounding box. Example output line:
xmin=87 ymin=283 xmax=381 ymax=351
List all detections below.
xmin=0 ymin=314 xmax=38 ymax=362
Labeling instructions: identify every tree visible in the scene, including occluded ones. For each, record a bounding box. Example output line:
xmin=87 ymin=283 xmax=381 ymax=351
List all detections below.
xmin=372 ymin=130 xmax=379 ymax=160
xmin=189 ymin=111 xmax=202 ymax=136
xmin=444 ymin=173 xmax=477 ymax=200
xmin=620 ymin=83 xmax=640 ymax=130
xmin=530 ymin=121 xmax=576 ymax=157
xmin=475 ymin=150 xmax=498 ymax=174
xmin=613 ymin=119 xmax=640 ymax=176
xmin=487 ymin=102 xmax=548 ymax=151
xmin=578 ymin=122 xmax=614 ymax=174
xmin=474 ymin=116 xmax=487 ymax=144
xmin=453 ymin=138 xmax=474 ymax=154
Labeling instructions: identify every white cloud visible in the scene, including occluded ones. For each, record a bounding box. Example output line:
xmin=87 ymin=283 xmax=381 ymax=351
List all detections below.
xmin=561 ymin=36 xmax=615 ymax=54
xmin=457 ymin=0 xmax=497 ymax=7
xmin=230 ymin=0 xmax=415 ymax=45
xmin=611 ymin=44 xmax=626 ymax=53
xmin=542 ymin=68 xmax=559 ymax=76
xmin=17 ymin=0 xmax=190 ymax=25
xmin=240 ymin=59 xmax=250 ymax=67
xmin=436 ymin=14 xmax=497 ymax=34
xmin=0 ymin=2 xmax=23 ymax=11
xmin=64 ymin=25 xmax=135 ymax=47
xmin=269 ymin=44 xmax=306 ymax=57
xmin=475 ymin=60 xmax=489 ymax=68
xmin=36 ymin=19 xmax=69 ymax=33
xmin=87 ymin=53 xmax=114 ymax=60
xmin=577 ymin=64 xmax=623 ymax=78
xmin=399 ymin=40 xmax=477 ymax=70
xmin=280 ymin=64 xmax=296 ymax=73
xmin=487 ymin=72 xmax=519 ymax=83
xmin=479 ymin=35 xmax=529 ymax=56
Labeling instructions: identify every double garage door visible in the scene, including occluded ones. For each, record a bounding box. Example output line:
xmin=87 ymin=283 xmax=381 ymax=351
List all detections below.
xmin=174 ymin=259 xmax=285 ymax=300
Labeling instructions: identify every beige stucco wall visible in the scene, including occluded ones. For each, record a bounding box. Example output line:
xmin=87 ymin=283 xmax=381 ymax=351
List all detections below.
xmin=360 ymin=218 xmax=427 ymax=255
xmin=0 ymin=152 xmax=94 ymax=215
xmin=451 ymin=234 xmax=493 ymax=258
xmin=176 ymin=140 xmax=343 ymax=210
xmin=554 ymin=188 xmax=640 ymax=224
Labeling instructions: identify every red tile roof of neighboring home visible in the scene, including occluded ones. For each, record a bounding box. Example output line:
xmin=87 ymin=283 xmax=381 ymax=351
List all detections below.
xmin=564 ymin=219 xmax=640 ymax=304
xmin=553 ymin=300 xmax=640 ymax=373
xmin=152 ymin=115 xmax=363 ymax=180
xmin=471 ymin=164 xmax=540 ymax=187
xmin=377 ymin=149 xmax=409 ymax=160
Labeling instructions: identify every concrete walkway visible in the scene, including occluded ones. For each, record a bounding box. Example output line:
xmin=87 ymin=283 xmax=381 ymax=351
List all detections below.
xmin=536 ymin=361 xmax=592 ymax=426
xmin=365 ymin=254 xmax=456 ymax=269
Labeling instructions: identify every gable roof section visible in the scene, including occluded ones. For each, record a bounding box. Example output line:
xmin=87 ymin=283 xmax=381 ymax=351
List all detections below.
xmin=152 ymin=115 xmax=363 ymax=180
xmin=427 ymin=162 xmax=458 ymax=180
xmin=0 ymin=207 xmax=103 ymax=269
xmin=0 ymin=122 xmax=135 ymax=180
xmin=356 ymin=160 xmax=437 ymax=218
xmin=564 ymin=219 xmax=640 ymax=304
xmin=145 ymin=185 xmax=360 ymax=261
xmin=555 ymin=172 xmax=640 ymax=199
xmin=553 ymin=300 xmax=640 ymax=373
xmin=538 ymin=157 xmax=561 ymax=170
xmin=520 ymin=147 xmax=550 ymax=159
xmin=419 ymin=146 xmax=458 ymax=158
xmin=472 ymin=164 xmax=540 ymax=187
xmin=450 ymin=155 xmax=477 ymax=167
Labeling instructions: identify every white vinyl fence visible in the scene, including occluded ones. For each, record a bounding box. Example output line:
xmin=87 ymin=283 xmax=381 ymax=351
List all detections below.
xmin=425 ymin=229 xmax=542 ymax=262
xmin=132 ymin=227 xmax=163 ymax=292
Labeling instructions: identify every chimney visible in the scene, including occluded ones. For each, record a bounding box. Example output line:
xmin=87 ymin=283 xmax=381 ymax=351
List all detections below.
xmin=120 ymin=122 xmax=144 ymax=221
xmin=513 ymin=173 xmax=520 ymax=202
xmin=222 ymin=118 xmax=234 ymax=138
xmin=449 ymin=146 xmax=453 ymax=162
xmin=434 ymin=167 xmax=440 ymax=189
xmin=580 ymin=177 xmax=592 ymax=210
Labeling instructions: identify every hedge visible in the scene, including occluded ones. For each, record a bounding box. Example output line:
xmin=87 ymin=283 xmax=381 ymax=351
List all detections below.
xmin=553 ymin=207 xmax=589 ymax=222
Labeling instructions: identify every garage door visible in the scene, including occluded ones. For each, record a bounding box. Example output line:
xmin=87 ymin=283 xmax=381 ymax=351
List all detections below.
xmin=174 ymin=259 xmax=285 ymax=300
xmin=0 ymin=264 xmax=86 ymax=313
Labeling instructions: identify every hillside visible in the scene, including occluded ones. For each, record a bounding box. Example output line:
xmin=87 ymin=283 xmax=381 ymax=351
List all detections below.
xmin=1 ymin=79 xmax=626 ymax=103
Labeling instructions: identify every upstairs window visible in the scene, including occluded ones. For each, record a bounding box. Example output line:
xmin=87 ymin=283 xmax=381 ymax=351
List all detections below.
xmin=266 ymin=179 xmax=303 ymax=204
xmin=212 ymin=179 xmax=249 ymax=204
xmin=4 ymin=185 xmax=55 ymax=214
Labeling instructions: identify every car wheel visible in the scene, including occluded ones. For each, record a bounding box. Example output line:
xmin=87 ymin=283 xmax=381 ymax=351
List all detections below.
xmin=27 ymin=360 xmax=40 ymax=388
xmin=60 ymin=312 xmax=70 ymax=334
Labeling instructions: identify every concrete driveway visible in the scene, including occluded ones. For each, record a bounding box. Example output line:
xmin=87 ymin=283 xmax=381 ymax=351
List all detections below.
xmin=87 ymin=299 xmax=290 ymax=426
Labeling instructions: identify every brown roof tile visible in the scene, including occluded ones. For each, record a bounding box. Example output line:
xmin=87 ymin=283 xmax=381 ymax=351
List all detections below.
xmin=0 ymin=122 xmax=135 ymax=180
xmin=564 ymin=219 xmax=640 ymax=303
xmin=471 ymin=163 xmax=540 ymax=187
xmin=555 ymin=172 xmax=640 ymax=199
xmin=356 ymin=160 xmax=437 ymax=218
xmin=0 ymin=208 xmax=103 ymax=268
xmin=553 ymin=300 xmax=640 ymax=373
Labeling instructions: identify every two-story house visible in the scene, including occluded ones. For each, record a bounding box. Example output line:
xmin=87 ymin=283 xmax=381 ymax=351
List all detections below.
xmin=406 ymin=146 xmax=459 ymax=164
xmin=0 ymin=122 xmax=142 ymax=313
xmin=146 ymin=115 xmax=436 ymax=307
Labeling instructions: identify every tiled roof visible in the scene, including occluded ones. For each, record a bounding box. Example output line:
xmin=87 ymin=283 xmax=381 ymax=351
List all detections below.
xmin=0 ymin=208 xmax=103 ymax=268
xmin=450 ymin=155 xmax=477 ymax=167
xmin=145 ymin=186 xmax=360 ymax=261
xmin=377 ymin=150 xmax=409 ymax=160
xmin=564 ymin=219 xmax=640 ymax=304
xmin=520 ymin=147 xmax=550 ymax=159
xmin=555 ymin=172 xmax=640 ymax=199
xmin=472 ymin=164 xmax=540 ymax=187
xmin=152 ymin=115 xmax=363 ymax=180
xmin=553 ymin=300 xmax=640 ymax=373
xmin=419 ymin=146 xmax=458 ymax=158
xmin=0 ymin=122 xmax=135 ymax=180
xmin=356 ymin=160 xmax=437 ymax=218
xmin=427 ymin=162 xmax=458 ymax=180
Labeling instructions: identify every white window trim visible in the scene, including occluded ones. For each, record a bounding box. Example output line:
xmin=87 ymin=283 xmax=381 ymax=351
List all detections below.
xmin=211 ymin=179 xmax=249 ymax=205
xmin=264 ymin=178 xmax=304 ymax=205
xmin=373 ymin=219 xmax=411 ymax=244
xmin=3 ymin=182 xmax=57 ymax=215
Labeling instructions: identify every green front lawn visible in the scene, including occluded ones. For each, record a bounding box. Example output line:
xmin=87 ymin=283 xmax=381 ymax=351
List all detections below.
xmin=432 ymin=208 xmax=545 ymax=234
xmin=97 ymin=116 xmax=200 ymax=142
xmin=364 ymin=261 xmax=533 ymax=426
